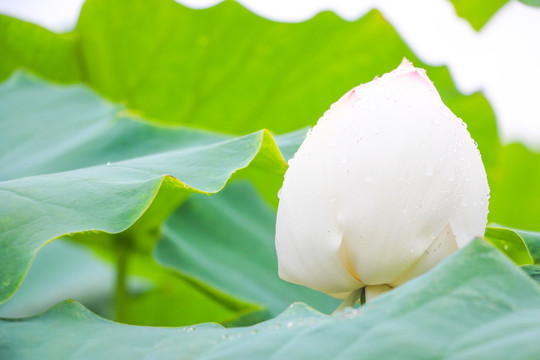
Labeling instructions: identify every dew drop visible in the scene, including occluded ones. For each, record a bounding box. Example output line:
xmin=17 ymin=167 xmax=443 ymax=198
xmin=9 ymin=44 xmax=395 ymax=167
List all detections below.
xmin=287 ymin=321 xmax=295 ymax=328
xmin=504 ymin=244 xmax=509 ymax=250
xmin=365 ymin=175 xmax=374 ymax=182
xmin=106 ymin=161 xmax=111 ymax=166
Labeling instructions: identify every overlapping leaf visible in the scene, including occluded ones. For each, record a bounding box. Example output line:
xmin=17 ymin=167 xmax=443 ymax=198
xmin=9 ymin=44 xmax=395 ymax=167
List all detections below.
xmin=0 ymin=73 xmax=292 ymax=309
xmin=2 ymin=240 xmax=540 ymax=359
xmin=485 ymin=226 xmax=540 ymax=265
xmin=156 ymin=181 xmax=340 ymax=315
xmin=0 ymin=240 xmax=260 ymax=327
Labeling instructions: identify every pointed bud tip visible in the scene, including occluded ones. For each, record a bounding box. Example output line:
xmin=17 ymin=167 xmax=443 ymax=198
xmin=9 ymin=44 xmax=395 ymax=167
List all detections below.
xmin=392 ymin=58 xmax=432 ymax=85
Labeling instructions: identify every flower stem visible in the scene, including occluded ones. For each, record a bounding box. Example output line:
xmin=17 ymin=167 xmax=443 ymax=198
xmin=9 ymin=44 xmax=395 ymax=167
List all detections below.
xmin=115 ymin=238 xmax=129 ymax=323
xmin=333 ymin=287 xmax=365 ymax=314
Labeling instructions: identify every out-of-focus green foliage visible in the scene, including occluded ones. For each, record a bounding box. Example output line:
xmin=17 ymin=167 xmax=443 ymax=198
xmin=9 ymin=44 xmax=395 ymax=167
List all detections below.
xmin=3 ymin=240 xmax=540 ymax=359
xmin=0 ymin=0 xmax=499 ymax=165
xmin=0 ymin=15 xmax=81 ymax=81
xmin=448 ymin=0 xmax=508 ymax=30
xmin=519 ymin=0 xmax=540 ymax=7
xmin=489 ymin=144 xmax=540 ymax=231
xmin=449 ymin=0 xmax=540 ymax=31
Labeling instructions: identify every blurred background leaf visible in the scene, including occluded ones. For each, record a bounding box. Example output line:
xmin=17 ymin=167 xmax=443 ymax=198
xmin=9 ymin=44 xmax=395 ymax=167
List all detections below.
xmin=448 ymin=0 xmax=508 ymax=30
xmin=0 ymin=0 xmax=499 ymax=163
xmin=519 ymin=0 xmax=540 ymax=7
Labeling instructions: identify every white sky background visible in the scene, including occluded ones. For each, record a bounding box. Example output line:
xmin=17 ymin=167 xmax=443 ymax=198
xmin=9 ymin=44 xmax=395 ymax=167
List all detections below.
xmin=1 ymin=0 xmax=539 ymax=148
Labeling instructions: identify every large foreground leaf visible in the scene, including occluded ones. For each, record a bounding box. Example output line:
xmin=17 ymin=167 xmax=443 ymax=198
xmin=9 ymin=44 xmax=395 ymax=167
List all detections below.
xmin=156 ymin=181 xmax=339 ymax=315
xmin=2 ymin=240 xmax=540 ymax=359
xmin=0 ymin=73 xmax=291 ymax=306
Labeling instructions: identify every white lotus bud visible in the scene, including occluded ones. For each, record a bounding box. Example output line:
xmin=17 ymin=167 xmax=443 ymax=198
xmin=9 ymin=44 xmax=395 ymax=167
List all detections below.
xmin=275 ymin=59 xmax=489 ymax=301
